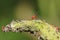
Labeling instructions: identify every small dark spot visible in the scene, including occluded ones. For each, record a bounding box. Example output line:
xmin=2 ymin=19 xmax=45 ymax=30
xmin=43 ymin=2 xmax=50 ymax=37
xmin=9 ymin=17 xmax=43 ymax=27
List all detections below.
xmin=30 ymin=31 xmax=34 ymax=34
xmin=57 ymin=36 xmax=59 ymax=39
xmin=16 ymin=28 xmax=19 ymax=30
xmin=40 ymin=37 xmax=44 ymax=40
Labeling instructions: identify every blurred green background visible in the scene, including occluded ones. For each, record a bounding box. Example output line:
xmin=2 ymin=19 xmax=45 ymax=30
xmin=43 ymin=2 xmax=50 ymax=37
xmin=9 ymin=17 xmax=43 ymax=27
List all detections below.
xmin=0 ymin=0 xmax=60 ymax=40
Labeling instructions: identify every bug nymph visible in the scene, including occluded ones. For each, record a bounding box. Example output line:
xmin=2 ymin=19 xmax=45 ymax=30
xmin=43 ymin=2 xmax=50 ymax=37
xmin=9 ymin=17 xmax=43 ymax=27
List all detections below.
xmin=2 ymin=19 xmax=60 ymax=40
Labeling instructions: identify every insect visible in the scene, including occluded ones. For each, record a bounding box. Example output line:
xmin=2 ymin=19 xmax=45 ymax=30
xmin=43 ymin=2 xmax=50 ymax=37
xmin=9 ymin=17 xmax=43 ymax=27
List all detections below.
xmin=2 ymin=19 xmax=60 ymax=40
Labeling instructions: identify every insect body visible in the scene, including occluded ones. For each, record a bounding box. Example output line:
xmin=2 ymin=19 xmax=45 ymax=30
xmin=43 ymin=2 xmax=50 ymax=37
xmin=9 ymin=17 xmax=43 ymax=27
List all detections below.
xmin=2 ymin=20 xmax=60 ymax=40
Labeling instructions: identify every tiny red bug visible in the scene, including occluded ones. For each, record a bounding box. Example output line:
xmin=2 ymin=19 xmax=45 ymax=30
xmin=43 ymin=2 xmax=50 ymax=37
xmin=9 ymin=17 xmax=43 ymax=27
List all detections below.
xmin=56 ymin=27 xmax=60 ymax=31
xmin=32 ymin=15 xmax=36 ymax=20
